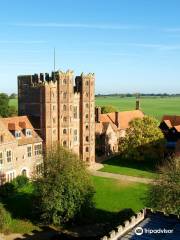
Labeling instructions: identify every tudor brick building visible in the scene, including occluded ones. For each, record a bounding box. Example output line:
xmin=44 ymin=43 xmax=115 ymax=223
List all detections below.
xmin=18 ymin=70 xmax=95 ymax=165
xmin=0 ymin=116 xmax=43 ymax=184
xmin=95 ymin=108 xmax=144 ymax=156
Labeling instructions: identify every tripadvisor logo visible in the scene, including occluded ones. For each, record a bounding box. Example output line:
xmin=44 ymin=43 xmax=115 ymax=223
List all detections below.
xmin=135 ymin=227 xmax=174 ymax=235
xmin=135 ymin=227 xmax=143 ymax=235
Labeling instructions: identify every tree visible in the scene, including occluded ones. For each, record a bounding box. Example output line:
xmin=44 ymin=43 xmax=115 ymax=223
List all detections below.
xmin=0 ymin=93 xmax=9 ymax=117
xmin=9 ymin=93 xmax=17 ymax=99
xmin=101 ymin=105 xmax=118 ymax=114
xmin=34 ymin=146 xmax=95 ymax=225
xmin=146 ymin=158 xmax=180 ymax=215
xmin=119 ymin=116 xmax=165 ymax=162
xmin=0 ymin=93 xmax=18 ymax=117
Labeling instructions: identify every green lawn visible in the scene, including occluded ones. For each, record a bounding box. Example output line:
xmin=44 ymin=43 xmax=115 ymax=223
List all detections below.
xmin=1 ymin=176 xmax=148 ymax=234
xmin=99 ymin=156 xmax=158 ymax=179
xmin=92 ymin=176 xmax=148 ymax=212
xmin=91 ymin=176 xmax=148 ymax=227
xmin=96 ymin=96 xmax=180 ymax=120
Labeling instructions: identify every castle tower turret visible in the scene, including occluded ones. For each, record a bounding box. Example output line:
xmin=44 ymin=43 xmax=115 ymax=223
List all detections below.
xmin=76 ymin=73 xmax=95 ymax=165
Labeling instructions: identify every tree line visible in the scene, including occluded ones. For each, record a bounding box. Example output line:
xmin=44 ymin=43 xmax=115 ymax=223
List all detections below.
xmin=96 ymin=93 xmax=180 ymax=97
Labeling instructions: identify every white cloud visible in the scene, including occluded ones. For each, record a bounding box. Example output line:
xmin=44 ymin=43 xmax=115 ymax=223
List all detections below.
xmin=10 ymin=22 xmax=143 ymax=30
xmin=0 ymin=40 xmax=47 ymax=44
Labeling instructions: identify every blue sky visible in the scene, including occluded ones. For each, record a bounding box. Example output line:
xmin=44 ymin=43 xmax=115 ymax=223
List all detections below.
xmin=0 ymin=0 xmax=180 ymax=94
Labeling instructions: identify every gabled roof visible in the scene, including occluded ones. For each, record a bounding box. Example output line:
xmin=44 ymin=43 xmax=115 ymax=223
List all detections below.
xmin=173 ymin=125 xmax=180 ymax=133
xmin=0 ymin=119 xmax=15 ymax=143
xmin=0 ymin=116 xmax=42 ymax=146
xmin=99 ymin=110 xmax=144 ymax=130
xmin=1 ymin=116 xmax=33 ymax=131
xmin=163 ymin=120 xmax=172 ymax=128
xmin=162 ymin=115 xmax=180 ymax=132
xmin=162 ymin=115 xmax=180 ymax=127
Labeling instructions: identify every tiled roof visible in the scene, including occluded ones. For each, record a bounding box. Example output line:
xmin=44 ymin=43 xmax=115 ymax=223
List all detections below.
xmin=99 ymin=110 xmax=144 ymax=130
xmin=174 ymin=125 xmax=180 ymax=132
xmin=163 ymin=120 xmax=172 ymax=128
xmin=2 ymin=116 xmax=33 ymax=131
xmin=162 ymin=115 xmax=180 ymax=127
xmin=162 ymin=115 xmax=180 ymax=133
xmin=0 ymin=116 xmax=42 ymax=146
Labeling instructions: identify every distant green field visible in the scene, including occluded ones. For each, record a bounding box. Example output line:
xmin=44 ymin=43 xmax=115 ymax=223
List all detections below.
xmin=9 ymin=98 xmax=18 ymax=107
xmin=9 ymin=96 xmax=180 ymax=120
xmin=96 ymin=96 xmax=180 ymax=120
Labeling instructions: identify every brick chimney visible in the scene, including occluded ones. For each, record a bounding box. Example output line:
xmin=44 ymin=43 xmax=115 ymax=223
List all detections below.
xmin=95 ymin=107 xmax=101 ymax=123
xmin=136 ymin=93 xmax=141 ymax=110
xmin=115 ymin=112 xmax=119 ymax=128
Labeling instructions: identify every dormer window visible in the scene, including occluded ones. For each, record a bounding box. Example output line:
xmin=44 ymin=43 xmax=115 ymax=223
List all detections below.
xmin=25 ymin=129 xmax=32 ymax=137
xmin=15 ymin=131 xmax=21 ymax=138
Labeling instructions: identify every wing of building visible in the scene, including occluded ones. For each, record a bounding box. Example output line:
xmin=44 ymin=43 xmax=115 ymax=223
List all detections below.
xmin=95 ymin=108 xmax=144 ymax=156
xmin=0 ymin=116 xmax=43 ymax=184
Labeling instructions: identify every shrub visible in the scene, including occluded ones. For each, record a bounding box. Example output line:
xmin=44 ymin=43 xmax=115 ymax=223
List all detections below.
xmin=0 ymin=182 xmax=16 ymax=198
xmin=12 ymin=175 xmax=29 ymax=189
xmin=0 ymin=203 xmax=12 ymax=231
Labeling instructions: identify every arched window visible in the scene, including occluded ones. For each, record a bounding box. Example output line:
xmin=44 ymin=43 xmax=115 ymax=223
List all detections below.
xmin=63 ymin=141 xmax=67 ymax=147
xmin=22 ymin=169 xmax=27 ymax=177
xmin=86 ymin=136 xmax=89 ymax=142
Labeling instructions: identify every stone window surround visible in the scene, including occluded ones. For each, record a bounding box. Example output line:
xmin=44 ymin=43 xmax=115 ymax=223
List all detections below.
xmin=6 ymin=170 xmax=16 ymax=182
xmin=0 ymin=151 xmax=3 ymax=165
xmin=6 ymin=149 xmax=13 ymax=163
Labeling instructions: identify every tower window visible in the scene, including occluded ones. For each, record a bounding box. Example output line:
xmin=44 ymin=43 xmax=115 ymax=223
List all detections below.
xmin=74 ymin=129 xmax=78 ymax=142
xmin=85 ymin=114 xmax=89 ymax=119
xmin=86 ymin=103 xmax=89 ymax=108
xmin=86 ymin=125 xmax=89 ymax=130
xmin=63 ymin=79 xmax=67 ymax=84
xmin=73 ymin=106 xmax=78 ymax=119
xmin=86 ymin=136 xmax=89 ymax=142
xmin=85 ymin=81 xmax=89 ymax=86
xmin=86 ymin=147 xmax=89 ymax=152
xmin=63 ymin=141 xmax=67 ymax=147
xmin=63 ymin=105 xmax=67 ymax=111
xmin=63 ymin=92 xmax=67 ymax=99
xmin=63 ymin=117 xmax=67 ymax=122
xmin=63 ymin=129 xmax=67 ymax=134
